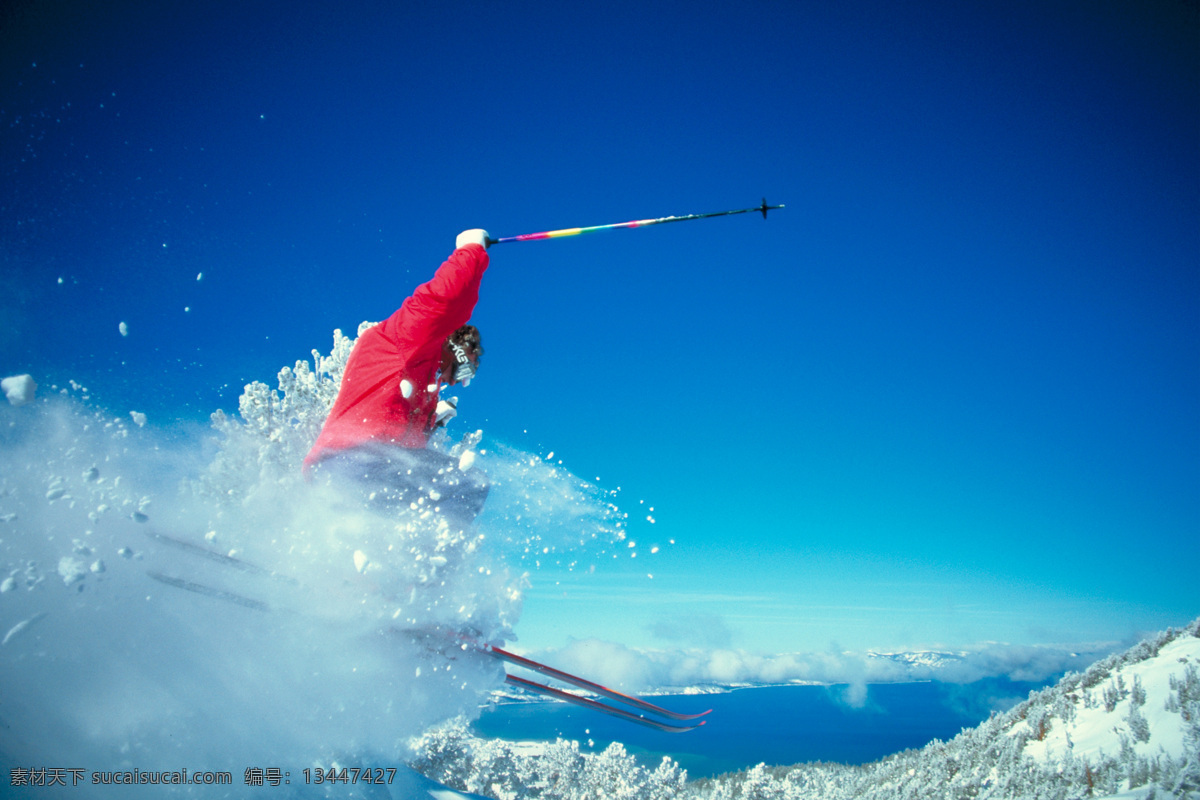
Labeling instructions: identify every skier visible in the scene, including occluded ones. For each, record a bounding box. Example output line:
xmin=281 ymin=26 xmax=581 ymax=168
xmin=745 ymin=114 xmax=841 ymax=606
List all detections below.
xmin=303 ymin=229 xmax=492 ymax=526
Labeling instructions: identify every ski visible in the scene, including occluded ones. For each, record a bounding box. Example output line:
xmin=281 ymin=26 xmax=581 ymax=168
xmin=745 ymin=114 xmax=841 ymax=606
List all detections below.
xmin=145 ymin=530 xmax=297 ymax=583
xmin=503 ymin=675 xmax=705 ymax=733
xmin=146 ymin=570 xmax=271 ymax=612
xmin=484 ymin=643 xmax=711 ymax=722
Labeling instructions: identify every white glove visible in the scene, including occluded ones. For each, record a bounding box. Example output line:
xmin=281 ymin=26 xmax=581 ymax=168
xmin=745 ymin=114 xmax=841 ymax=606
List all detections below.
xmin=435 ymin=397 xmax=458 ymax=427
xmin=456 ymin=229 xmax=490 ymax=250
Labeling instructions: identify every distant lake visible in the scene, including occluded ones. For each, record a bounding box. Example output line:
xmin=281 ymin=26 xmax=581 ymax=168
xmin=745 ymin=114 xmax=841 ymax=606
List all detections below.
xmin=472 ymin=679 xmax=1048 ymax=778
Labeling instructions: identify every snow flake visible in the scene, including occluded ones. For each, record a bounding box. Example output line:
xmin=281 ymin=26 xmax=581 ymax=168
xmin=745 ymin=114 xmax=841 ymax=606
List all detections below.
xmin=57 ymin=557 xmax=87 ymax=585
xmin=2 ymin=374 xmax=37 ymax=407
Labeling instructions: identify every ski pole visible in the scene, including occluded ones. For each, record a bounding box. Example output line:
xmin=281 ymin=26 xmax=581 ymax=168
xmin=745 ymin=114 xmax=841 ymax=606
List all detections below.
xmin=485 ymin=198 xmax=784 ymax=246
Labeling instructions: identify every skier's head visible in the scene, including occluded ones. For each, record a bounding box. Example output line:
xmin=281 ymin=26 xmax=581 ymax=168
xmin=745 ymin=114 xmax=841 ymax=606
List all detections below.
xmin=441 ymin=325 xmax=483 ymax=386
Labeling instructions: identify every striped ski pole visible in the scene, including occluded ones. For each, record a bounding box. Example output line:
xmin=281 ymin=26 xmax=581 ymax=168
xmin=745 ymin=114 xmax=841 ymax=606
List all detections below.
xmin=486 ymin=198 xmax=784 ymax=246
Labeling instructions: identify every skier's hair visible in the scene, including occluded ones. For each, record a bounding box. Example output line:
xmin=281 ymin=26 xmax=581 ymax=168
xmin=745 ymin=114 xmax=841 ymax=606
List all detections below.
xmin=448 ymin=325 xmax=483 ymax=360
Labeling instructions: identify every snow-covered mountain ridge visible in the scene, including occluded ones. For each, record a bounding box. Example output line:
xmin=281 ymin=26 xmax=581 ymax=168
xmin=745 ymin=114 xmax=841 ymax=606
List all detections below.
xmin=410 ymin=618 xmax=1200 ymax=799
xmin=1014 ymin=629 xmax=1196 ymax=766
xmin=865 ymin=649 xmax=970 ymax=671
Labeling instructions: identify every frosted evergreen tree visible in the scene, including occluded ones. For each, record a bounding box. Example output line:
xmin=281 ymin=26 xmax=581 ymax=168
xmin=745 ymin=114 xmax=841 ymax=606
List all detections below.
xmin=1131 ymin=674 xmax=1148 ymax=707
xmin=1128 ymin=700 xmax=1152 ymax=744
xmin=1104 ymin=675 xmax=1126 ymax=712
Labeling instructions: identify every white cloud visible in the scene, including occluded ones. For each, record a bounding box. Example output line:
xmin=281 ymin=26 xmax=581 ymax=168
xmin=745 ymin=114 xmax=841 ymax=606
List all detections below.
xmin=517 ymin=638 xmax=1116 ymax=694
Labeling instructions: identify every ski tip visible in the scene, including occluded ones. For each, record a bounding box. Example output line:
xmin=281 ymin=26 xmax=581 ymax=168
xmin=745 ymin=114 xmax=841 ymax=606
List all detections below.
xmin=658 ymin=706 xmax=712 ymax=721
xmin=666 ymin=718 xmax=706 ymax=733
xmin=633 ymin=713 xmax=707 ymax=733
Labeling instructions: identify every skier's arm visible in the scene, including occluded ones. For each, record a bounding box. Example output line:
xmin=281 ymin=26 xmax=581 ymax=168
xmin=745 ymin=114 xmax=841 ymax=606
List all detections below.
xmin=381 ymin=231 xmax=490 ymax=349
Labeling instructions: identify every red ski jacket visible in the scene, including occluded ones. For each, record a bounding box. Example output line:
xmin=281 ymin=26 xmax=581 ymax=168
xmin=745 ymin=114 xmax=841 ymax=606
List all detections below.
xmin=303 ymin=243 xmax=489 ymax=470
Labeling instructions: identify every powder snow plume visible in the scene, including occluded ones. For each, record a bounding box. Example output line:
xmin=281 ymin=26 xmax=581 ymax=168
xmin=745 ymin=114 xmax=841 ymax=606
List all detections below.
xmin=0 ymin=328 xmax=630 ymax=798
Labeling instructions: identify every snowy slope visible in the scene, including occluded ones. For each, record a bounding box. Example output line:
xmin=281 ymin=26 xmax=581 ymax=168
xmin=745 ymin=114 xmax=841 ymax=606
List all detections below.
xmin=1015 ymin=633 xmax=1197 ymax=765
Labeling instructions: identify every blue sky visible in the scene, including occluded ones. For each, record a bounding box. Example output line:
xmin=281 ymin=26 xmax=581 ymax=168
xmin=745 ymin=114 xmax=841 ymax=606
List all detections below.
xmin=2 ymin=0 xmax=1197 ymax=658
